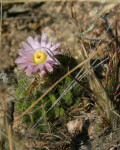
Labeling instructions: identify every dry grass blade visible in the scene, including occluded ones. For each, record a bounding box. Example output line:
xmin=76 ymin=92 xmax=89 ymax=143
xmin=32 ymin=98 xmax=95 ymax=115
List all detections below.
xmin=8 ymin=125 xmax=13 ymax=150
xmin=69 ymin=1 xmax=119 ymax=126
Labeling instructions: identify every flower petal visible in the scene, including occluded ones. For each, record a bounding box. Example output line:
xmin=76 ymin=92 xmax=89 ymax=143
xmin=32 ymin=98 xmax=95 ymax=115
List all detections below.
xmin=46 ymin=37 xmax=53 ymax=49
xmin=46 ymin=59 xmax=59 ymax=65
xmin=18 ymin=49 xmax=26 ymax=56
xmin=40 ymin=70 xmax=46 ymax=76
xmin=45 ymin=63 xmax=53 ymax=72
xmin=25 ymin=66 xmax=33 ymax=76
xmin=50 ymin=43 xmax=60 ymax=51
xmin=34 ymin=36 xmax=41 ymax=48
xmin=16 ymin=56 xmax=34 ymax=64
xmin=41 ymin=33 xmax=47 ymax=47
xmin=22 ymin=42 xmax=32 ymax=51
xmin=33 ymin=64 xmax=44 ymax=72
xmin=27 ymin=36 xmax=38 ymax=49
xmin=25 ymin=53 xmax=34 ymax=61
xmin=18 ymin=64 xmax=27 ymax=70
xmin=53 ymin=51 xmax=62 ymax=55
xmin=15 ymin=57 xmax=29 ymax=64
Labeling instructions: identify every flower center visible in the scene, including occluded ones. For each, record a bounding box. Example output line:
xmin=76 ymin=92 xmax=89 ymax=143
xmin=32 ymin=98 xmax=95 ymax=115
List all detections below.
xmin=33 ymin=51 xmax=47 ymax=65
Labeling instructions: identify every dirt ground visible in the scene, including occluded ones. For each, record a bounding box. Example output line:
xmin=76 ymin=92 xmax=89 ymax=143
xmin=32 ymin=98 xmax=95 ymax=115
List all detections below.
xmin=1 ymin=1 xmax=120 ymax=150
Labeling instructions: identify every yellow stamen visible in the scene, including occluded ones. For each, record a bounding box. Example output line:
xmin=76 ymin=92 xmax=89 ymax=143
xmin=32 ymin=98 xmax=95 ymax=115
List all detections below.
xmin=34 ymin=51 xmax=47 ymax=65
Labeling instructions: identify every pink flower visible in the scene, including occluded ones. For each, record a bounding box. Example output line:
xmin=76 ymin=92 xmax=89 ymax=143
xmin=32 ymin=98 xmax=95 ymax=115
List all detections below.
xmin=15 ymin=33 xmax=61 ymax=76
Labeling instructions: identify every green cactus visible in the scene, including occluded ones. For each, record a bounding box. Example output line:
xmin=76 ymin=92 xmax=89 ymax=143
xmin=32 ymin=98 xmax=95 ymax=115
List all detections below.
xmin=15 ymin=56 xmax=82 ymax=131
